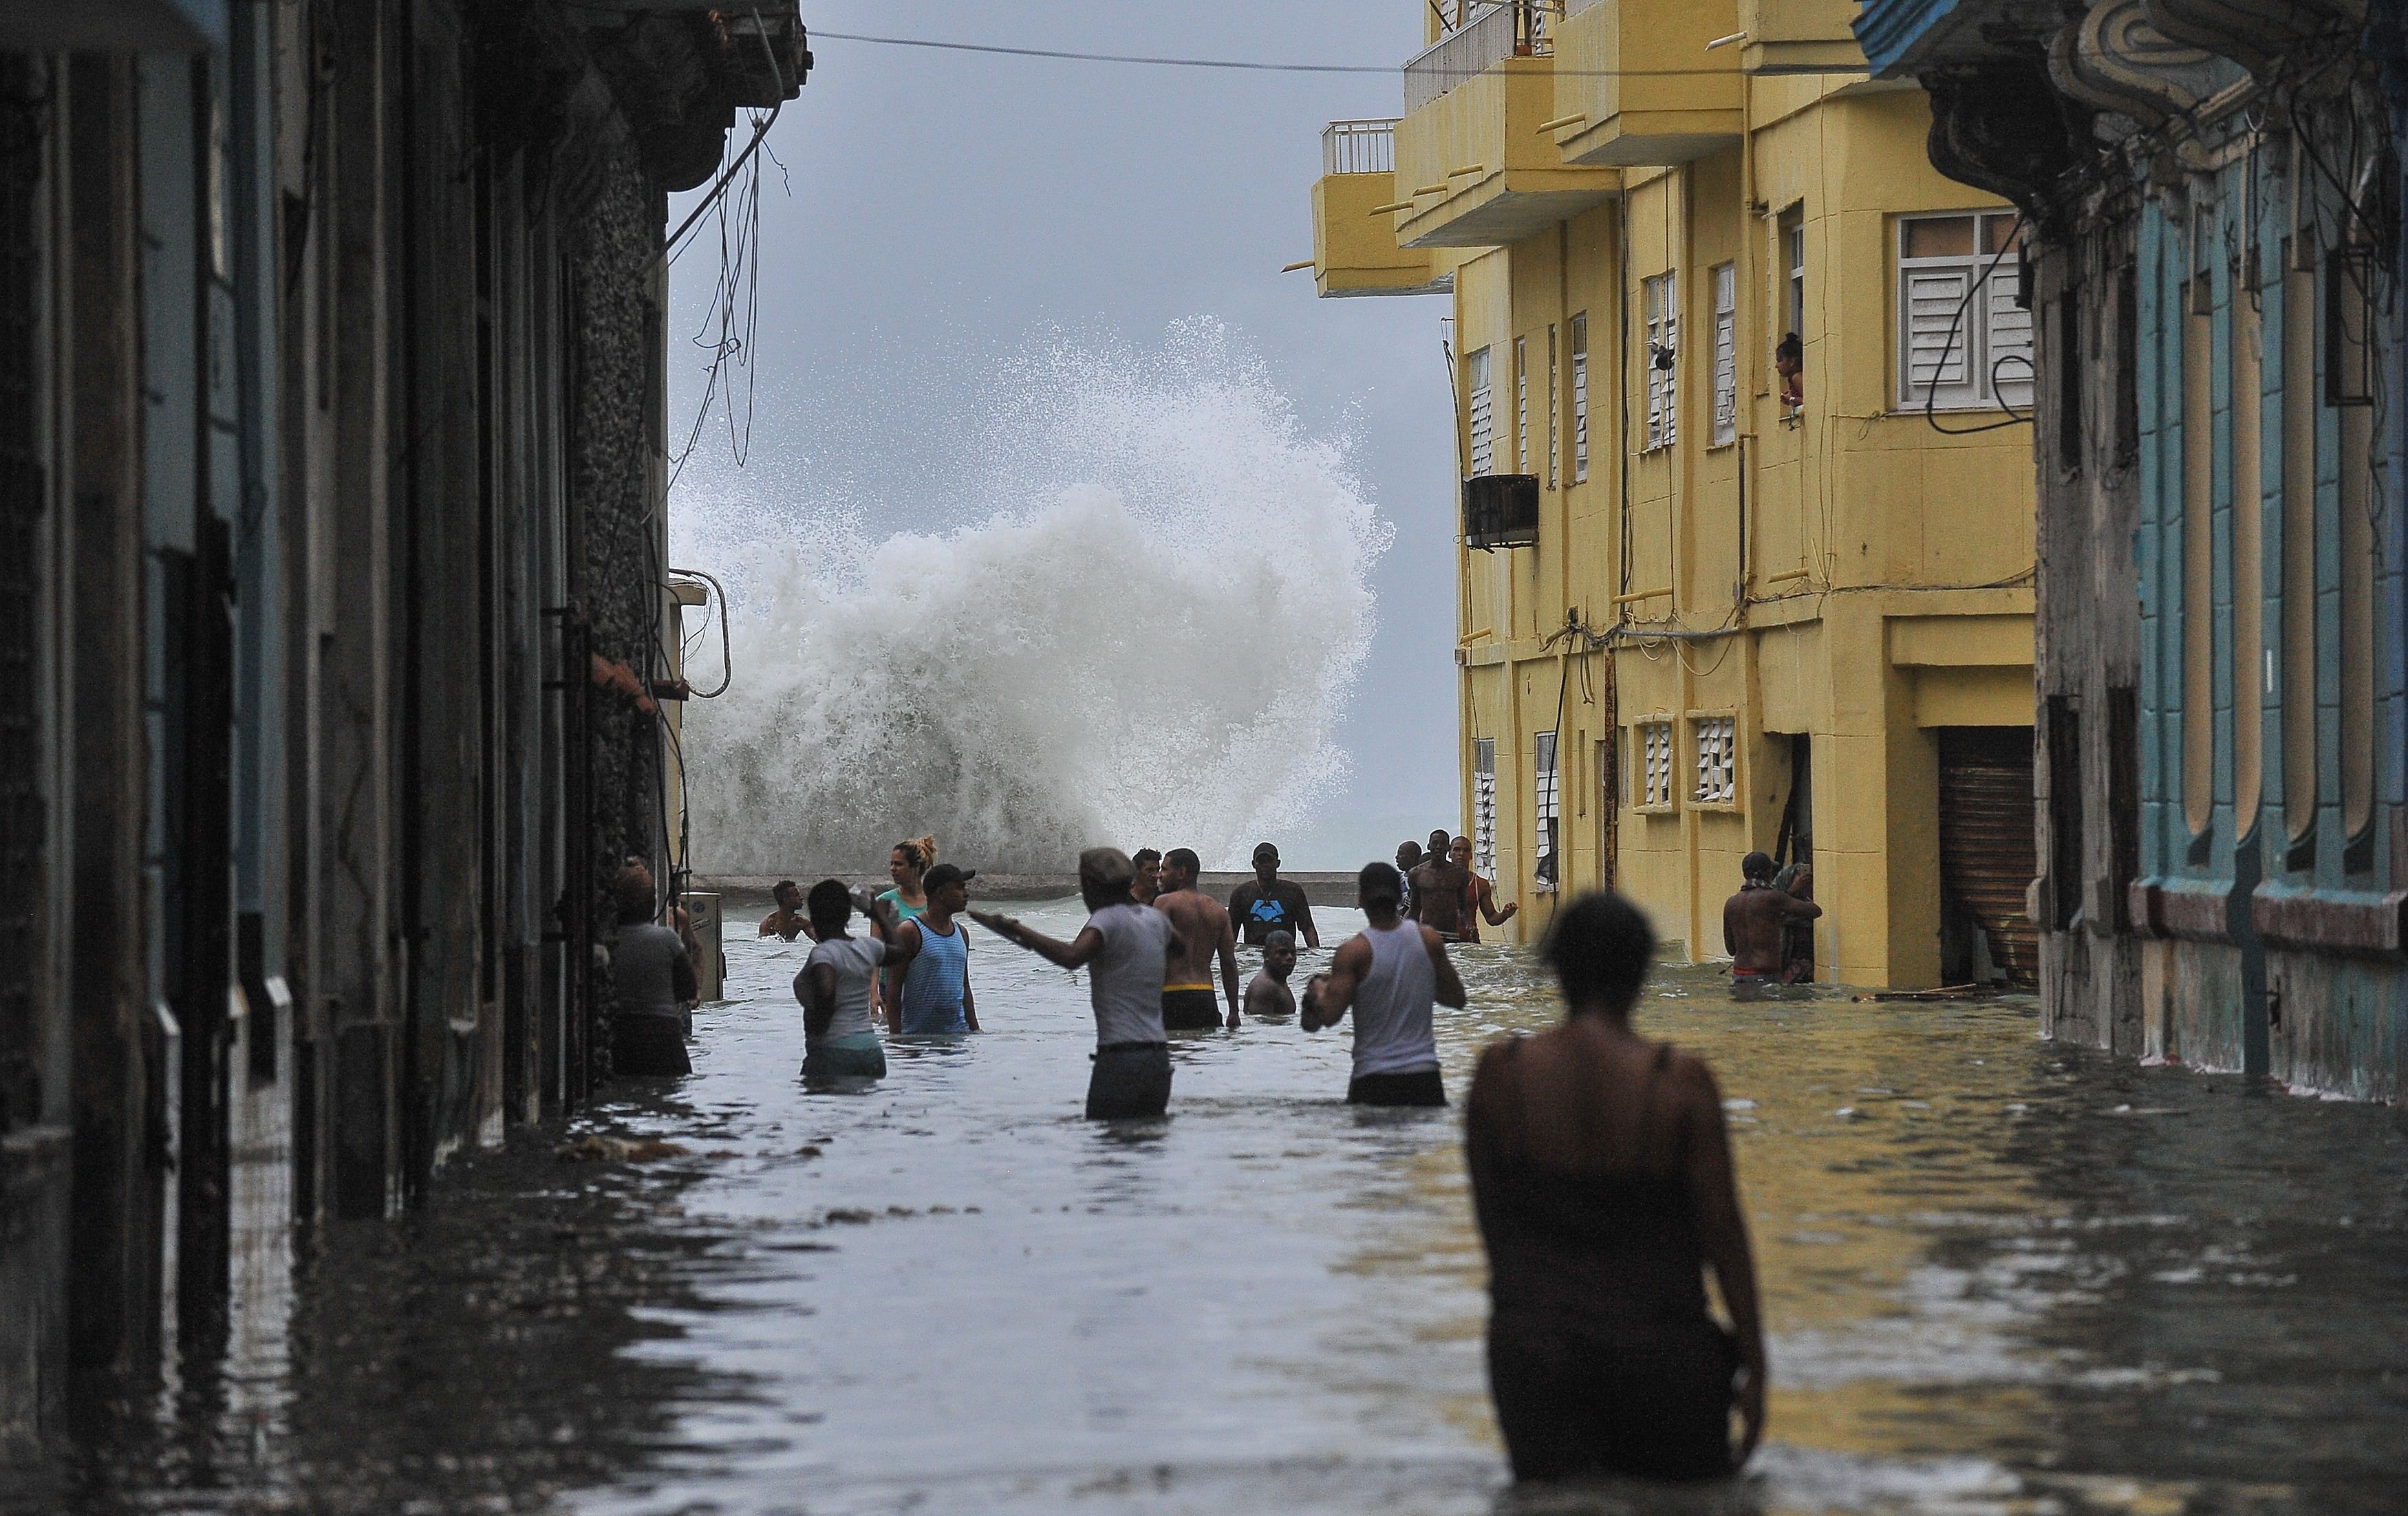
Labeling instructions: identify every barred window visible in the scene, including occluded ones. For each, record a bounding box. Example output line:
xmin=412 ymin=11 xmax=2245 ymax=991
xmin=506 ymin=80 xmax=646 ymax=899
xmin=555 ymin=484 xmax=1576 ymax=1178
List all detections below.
xmin=1692 ymin=715 xmax=1736 ymax=804
xmin=1639 ymin=722 xmax=1675 ymax=809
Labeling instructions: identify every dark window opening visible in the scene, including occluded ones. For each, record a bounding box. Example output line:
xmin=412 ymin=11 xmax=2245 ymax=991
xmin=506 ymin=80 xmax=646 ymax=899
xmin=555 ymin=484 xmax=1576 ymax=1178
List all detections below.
xmin=2046 ymin=695 xmax=2085 ymax=930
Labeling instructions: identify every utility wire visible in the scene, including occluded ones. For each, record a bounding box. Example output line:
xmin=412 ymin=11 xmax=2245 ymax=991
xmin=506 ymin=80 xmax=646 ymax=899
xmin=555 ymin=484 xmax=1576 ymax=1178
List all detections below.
xmin=811 ymin=30 xmax=1743 ymax=77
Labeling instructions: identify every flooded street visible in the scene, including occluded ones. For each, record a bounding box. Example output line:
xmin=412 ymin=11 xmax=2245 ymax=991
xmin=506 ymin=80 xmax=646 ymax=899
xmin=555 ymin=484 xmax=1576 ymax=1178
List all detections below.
xmin=25 ymin=894 xmax=2408 ymax=1516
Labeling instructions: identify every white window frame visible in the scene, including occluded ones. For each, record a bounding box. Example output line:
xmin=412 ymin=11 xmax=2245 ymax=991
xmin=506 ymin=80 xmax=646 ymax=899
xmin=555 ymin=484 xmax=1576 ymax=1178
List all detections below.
xmin=1546 ymin=324 xmax=1560 ymax=488
xmin=1643 ymin=272 xmax=1678 ymax=452
xmin=1690 ymin=713 xmax=1738 ymax=808
xmin=1896 ymin=210 xmax=2031 ymax=413
xmin=1472 ymin=737 xmax=1497 ymax=875
xmin=1534 ymin=730 xmax=1560 ymax=891
xmin=1570 ymin=314 xmax=1589 ymax=481
xmin=1467 ymin=345 xmax=1494 ymax=476
xmin=1783 ymin=210 xmax=1805 ymax=352
xmin=1710 ymin=261 xmax=1738 ymax=447
xmin=1635 ymin=719 xmax=1677 ymax=812
xmin=1514 ymin=336 xmax=1529 ymax=474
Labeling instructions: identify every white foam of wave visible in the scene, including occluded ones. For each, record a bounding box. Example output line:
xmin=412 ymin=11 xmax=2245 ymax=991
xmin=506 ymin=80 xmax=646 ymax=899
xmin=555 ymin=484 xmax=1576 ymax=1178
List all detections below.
xmin=673 ymin=323 xmax=1392 ymax=876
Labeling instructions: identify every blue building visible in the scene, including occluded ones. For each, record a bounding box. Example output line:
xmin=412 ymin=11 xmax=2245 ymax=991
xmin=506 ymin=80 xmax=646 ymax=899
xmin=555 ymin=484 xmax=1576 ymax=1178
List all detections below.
xmin=1856 ymin=0 xmax=2406 ymax=1098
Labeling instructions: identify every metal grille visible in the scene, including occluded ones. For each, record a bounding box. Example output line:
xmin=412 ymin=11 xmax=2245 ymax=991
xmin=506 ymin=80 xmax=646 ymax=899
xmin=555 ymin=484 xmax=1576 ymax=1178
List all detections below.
xmin=1405 ymin=4 xmax=1544 ymax=113
xmin=1472 ymin=737 xmax=1496 ymax=875
xmin=1514 ymin=338 xmax=1528 ymax=473
xmin=1693 ymin=716 xmax=1735 ymax=803
xmin=1640 ymin=722 xmax=1673 ymax=808
xmin=1939 ymin=735 xmax=2039 ymax=986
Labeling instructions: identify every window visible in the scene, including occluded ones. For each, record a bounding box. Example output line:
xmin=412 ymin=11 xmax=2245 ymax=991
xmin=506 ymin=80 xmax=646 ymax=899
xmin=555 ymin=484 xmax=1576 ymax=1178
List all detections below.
xmin=1546 ymin=325 xmax=1559 ymax=488
xmin=1637 ymin=721 xmax=1675 ymax=809
xmin=1473 ymin=737 xmax=1497 ymax=874
xmin=1897 ymin=211 xmax=2031 ymax=411
xmin=1569 ymin=314 xmax=1589 ymax=481
xmin=1643 ymin=272 xmax=1677 ymax=451
xmin=1514 ymin=336 xmax=1529 ymax=473
xmin=2182 ymin=275 xmax=2212 ymax=838
xmin=1780 ymin=205 xmax=1805 ymax=355
xmin=1467 ymin=345 xmax=1493 ymax=477
xmin=1692 ymin=715 xmax=1736 ymax=805
xmin=1711 ymin=262 xmax=1737 ymax=446
xmin=1534 ymin=731 xmax=1560 ymax=890
xmin=2281 ymin=245 xmax=2317 ymax=848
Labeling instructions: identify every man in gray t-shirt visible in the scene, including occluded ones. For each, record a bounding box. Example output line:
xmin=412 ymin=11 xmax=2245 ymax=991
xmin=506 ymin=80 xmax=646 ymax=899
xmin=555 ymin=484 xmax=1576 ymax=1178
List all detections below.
xmin=972 ymin=845 xmax=1190 ymax=1119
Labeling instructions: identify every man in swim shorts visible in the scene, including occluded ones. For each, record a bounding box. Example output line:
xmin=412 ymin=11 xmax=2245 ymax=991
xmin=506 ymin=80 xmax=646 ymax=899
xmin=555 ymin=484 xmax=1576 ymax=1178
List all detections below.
xmin=759 ymin=880 xmax=809 ymax=942
xmin=1243 ymin=929 xmax=1298 ymax=1019
xmin=1131 ymin=847 xmax=1162 ymax=907
xmin=1302 ymin=861 xmax=1466 ymax=1105
xmin=1152 ymin=847 xmax=1240 ymax=1030
xmin=797 ymin=880 xmax=899 ymax=1080
xmin=973 ymin=847 xmax=1187 ymax=1119
xmin=1228 ymin=841 xmax=1319 ymax=947
xmin=875 ymin=863 xmax=980 ymax=1032
xmin=1723 ymin=851 xmax=1819 ymax=998
xmin=1452 ymin=835 xmax=1519 ymax=944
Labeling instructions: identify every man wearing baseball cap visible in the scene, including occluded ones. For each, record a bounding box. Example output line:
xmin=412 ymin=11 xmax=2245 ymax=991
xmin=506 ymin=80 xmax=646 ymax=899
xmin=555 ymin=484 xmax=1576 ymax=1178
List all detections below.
xmin=1227 ymin=841 xmax=1319 ymax=948
xmin=869 ymin=861 xmax=980 ymax=1034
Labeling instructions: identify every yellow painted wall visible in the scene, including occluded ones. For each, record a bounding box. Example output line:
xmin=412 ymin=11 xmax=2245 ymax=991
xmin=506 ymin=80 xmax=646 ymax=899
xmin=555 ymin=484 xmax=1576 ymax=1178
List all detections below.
xmin=1366 ymin=23 xmax=2041 ymax=987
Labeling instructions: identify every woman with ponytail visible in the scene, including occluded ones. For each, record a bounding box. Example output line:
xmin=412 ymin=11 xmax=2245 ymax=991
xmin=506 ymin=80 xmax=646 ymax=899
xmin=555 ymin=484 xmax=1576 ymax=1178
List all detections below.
xmin=872 ymin=836 xmax=936 ymax=1024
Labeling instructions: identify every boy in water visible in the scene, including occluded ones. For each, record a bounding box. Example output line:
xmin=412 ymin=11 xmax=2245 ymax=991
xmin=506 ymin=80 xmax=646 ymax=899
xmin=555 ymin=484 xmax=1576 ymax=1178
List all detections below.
xmin=1243 ymin=929 xmax=1299 ymax=1019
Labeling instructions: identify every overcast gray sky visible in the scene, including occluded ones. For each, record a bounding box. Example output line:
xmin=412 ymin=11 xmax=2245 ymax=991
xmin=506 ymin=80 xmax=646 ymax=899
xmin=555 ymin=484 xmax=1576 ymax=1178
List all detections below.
xmin=666 ymin=2 xmax=1459 ymax=867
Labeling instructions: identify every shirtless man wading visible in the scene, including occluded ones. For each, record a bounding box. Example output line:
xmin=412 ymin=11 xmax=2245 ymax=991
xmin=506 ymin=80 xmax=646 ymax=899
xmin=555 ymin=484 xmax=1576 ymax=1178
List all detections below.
xmin=1243 ymin=930 xmax=1299 ymax=1019
xmin=1723 ymin=851 xmax=1820 ymax=998
xmin=1152 ymin=847 xmax=1241 ymax=1030
xmin=1408 ymin=829 xmax=1471 ymax=940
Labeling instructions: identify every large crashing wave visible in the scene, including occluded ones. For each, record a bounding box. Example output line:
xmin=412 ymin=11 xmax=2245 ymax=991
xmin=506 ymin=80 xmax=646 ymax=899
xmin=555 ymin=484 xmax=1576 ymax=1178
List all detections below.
xmin=673 ymin=323 xmax=1392 ymax=875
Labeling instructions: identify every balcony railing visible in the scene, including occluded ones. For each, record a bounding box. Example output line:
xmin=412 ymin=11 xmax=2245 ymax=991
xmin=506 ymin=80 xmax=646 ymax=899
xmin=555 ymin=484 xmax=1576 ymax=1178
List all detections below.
xmin=1322 ymin=118 xmax=1398 ymax=175
xmin=1405 ymin=2 xmax=1551 ymax=113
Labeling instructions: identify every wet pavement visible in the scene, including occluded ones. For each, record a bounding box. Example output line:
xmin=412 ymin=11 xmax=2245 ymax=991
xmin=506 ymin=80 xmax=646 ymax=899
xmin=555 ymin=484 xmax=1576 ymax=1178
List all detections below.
xmin=19 ymin=894 xmax=2408 ymax=1515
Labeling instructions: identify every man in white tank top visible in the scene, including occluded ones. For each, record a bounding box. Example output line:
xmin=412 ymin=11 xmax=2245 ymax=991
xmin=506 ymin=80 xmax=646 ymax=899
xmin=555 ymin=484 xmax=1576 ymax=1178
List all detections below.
xmin=1302 ymin=860 xmax=1467 ymax=1106
xmin=971 ymin=847 xmax=1190 ymax=1120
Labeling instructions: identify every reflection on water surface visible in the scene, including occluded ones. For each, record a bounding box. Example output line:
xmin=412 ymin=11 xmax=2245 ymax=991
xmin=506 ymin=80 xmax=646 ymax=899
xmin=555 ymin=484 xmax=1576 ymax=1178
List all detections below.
xmin=22 ymin=896 xmax=2408 ymax=1515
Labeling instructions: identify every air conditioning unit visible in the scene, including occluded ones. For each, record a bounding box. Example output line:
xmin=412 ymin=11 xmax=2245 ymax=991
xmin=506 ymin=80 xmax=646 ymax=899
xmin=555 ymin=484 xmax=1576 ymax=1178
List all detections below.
xmin=1463 ymin=473 xmax=1540 ymax=550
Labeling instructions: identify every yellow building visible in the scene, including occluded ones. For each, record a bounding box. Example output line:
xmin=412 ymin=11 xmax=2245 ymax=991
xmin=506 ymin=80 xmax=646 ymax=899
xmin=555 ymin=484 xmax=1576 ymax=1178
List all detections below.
xmin=1308 ymin=0 xmax=2040 ymax=987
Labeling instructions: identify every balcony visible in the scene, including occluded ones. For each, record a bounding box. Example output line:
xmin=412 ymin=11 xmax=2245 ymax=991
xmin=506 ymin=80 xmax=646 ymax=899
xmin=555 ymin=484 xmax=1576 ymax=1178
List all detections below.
xmin=1739 ymin=0 xmax=1867 ymax=75
xmin=1464 ymin=474 xmax=1542 ymax=550
xmin=1309 ymin=120 xmax=1453 ymax=297
xmin=1549 ymin=0 xmax=1743 ymax=167
xmin=1394 ymin=4 xmax=1618 ymax=248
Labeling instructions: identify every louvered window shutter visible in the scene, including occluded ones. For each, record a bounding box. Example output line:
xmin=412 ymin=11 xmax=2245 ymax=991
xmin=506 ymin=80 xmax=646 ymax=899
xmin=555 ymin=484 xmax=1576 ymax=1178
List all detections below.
xmin=1902 ymin=266 xmax=1979 ymax=410
xmin=1985 ymin=269 xmax=2034 ymax=411
xmin=1468 ymin=346 xmax=1493 ymax=476
xmin=1515 ymin=338 xmax=1529 ymax=473
xmin=1712 ymin=263 xmax=1737 ymax=445
xmin=1570 ymin=315 xmax=1589 ymax=481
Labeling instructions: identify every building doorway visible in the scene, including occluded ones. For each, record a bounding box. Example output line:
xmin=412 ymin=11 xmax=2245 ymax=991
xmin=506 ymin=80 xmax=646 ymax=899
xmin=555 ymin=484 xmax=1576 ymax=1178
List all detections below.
xmin=1938 ymin=726 xmax=2039 ymax=986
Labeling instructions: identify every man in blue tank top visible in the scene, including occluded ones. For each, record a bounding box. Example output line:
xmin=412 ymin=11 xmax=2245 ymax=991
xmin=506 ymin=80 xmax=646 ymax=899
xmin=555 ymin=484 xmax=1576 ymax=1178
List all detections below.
xmin=869 ymin=863 xmax=980 ymax=1034
xmin=1302 ymin=860 xmax=1466 ymax=1106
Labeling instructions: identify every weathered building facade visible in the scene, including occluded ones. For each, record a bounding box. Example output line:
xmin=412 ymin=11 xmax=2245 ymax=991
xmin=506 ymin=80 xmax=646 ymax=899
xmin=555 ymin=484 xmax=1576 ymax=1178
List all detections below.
xmin=0 ymin=0 xmax=802 ymax=1459
xmin=1859 ymin=0 xmax=2406 ymax=1096
xmin=1307 ymin=0 xmax=2041 ymax=986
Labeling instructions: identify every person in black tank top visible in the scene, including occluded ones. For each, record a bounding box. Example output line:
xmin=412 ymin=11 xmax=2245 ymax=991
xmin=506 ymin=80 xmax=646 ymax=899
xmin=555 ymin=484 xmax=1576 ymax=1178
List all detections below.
xmin=1465 ymin=890 xmax=1767 ymax=1484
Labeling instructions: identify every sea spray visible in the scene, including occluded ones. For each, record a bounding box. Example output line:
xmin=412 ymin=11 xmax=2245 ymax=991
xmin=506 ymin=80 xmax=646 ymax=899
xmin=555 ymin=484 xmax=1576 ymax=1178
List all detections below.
xmin=674 ymin=324 xmax=1391 ymax=875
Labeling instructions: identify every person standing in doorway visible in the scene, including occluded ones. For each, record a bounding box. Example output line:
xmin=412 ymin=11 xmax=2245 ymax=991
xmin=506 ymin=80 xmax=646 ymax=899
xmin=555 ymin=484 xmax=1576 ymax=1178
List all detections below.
xmin=1131 ymin=847 xmax=1163 ymax=907
xmin=1228 ymin=841 xmax=1320 ymax=948
xmin=974 ymin=847 xmax=1185 ymax=1119
xmin=1465 ymin=889 xmax=1765 ymax=1483
xmin=1152 ymin=847 xmax=1241 ymax=1030
xmin=875 ymin=861 xmax=979 ymax=1035
xmin=1300 ymin=861 xmax=1465 ymax=1106
xmin=797 ymin=879 xmax=898 ymax=1081
xmin=611 ymin=863 xmax=697 ymax=1076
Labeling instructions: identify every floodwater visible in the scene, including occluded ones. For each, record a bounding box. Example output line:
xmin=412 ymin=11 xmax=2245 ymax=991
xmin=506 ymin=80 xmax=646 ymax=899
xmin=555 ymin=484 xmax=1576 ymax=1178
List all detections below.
xmin=23 ymin=894 xmax=2408 ymax=1515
